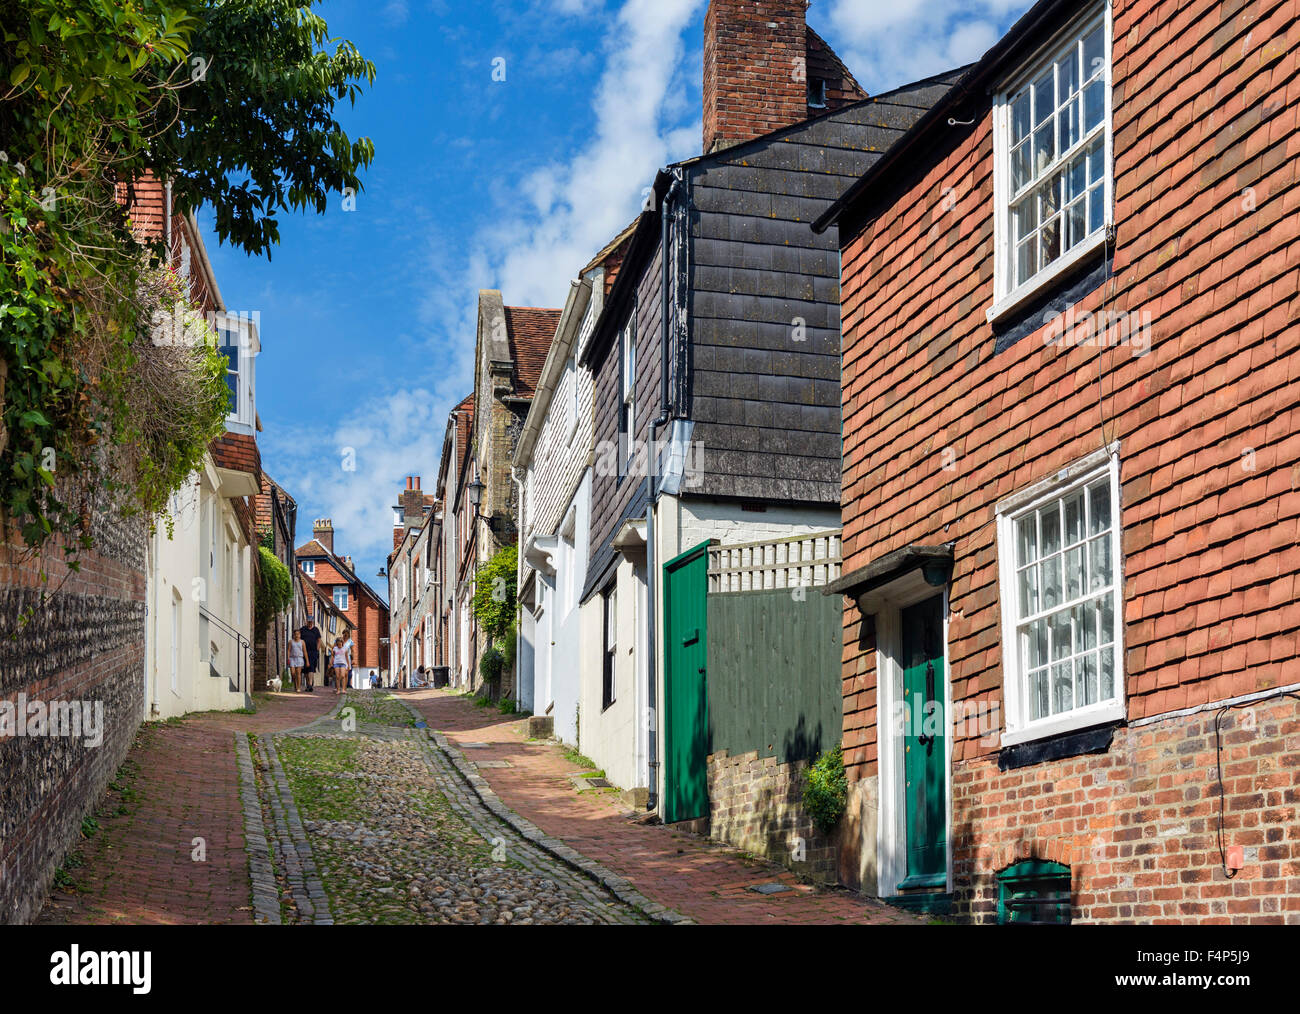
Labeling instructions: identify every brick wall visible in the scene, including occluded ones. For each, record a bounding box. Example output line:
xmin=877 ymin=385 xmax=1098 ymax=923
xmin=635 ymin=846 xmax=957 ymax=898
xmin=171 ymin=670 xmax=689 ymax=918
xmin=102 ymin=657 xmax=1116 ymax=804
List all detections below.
xmin=952 ymin=696 xmax=1300 ymax=924
xmin=0 ymin=502 xmax=147 ymax=924
xmin=708 ymin=748 xmax=839 ymax=883
xmin=836 ymin=0 xmax=1300 ymax=922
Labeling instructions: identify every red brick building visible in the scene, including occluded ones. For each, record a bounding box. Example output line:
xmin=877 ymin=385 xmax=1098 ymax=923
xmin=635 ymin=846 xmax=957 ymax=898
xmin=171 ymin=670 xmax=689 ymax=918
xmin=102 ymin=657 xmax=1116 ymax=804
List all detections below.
xmin=296 ymin=519 xmax=389 ymax=682
xmin=818 ymin=0 xmax=1299 ymax=923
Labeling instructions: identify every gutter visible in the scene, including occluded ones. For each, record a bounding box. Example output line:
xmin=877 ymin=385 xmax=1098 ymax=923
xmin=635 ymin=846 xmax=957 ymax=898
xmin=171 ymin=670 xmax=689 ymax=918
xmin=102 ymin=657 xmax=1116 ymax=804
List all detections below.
xmin=810 ymin=0 xmax=1078 ymax=235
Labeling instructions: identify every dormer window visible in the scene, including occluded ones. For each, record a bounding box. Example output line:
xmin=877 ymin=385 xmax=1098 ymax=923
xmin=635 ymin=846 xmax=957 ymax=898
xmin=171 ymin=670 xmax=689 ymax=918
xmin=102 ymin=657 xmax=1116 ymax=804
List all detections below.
xmin=302 ymin=560 xmax=314 ymax=577
xmin=214 ymin=312 xmax=259 ymax=434
xmin=990 ymin=4 xmax=1111 ymax=321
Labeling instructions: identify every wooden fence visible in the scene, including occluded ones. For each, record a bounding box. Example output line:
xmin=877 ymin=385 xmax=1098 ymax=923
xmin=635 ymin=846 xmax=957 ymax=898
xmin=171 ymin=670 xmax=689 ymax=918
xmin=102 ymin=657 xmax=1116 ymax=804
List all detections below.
xmin=706 ymin=529 xmax=842 ymax=593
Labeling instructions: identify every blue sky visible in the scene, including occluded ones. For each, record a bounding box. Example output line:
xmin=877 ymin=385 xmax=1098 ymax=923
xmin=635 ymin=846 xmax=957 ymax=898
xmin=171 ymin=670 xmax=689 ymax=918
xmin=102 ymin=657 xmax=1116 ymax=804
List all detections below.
xmin=198 ymin=0 xmax=1034 ymax=591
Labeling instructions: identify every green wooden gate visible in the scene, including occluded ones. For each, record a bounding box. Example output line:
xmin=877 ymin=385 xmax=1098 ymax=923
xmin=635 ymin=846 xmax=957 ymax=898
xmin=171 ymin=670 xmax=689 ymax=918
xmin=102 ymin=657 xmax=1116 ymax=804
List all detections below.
xmin=663 ymin=540 xmax=711 ymax=824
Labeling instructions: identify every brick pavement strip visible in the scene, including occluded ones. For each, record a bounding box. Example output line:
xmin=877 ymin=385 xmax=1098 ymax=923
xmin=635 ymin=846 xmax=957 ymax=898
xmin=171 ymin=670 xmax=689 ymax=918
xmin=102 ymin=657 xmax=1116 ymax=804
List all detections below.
xmin=402 ymin=689 xmax=924 ymax=926
xmin=37 ymin=690 xmax=337 ymax=925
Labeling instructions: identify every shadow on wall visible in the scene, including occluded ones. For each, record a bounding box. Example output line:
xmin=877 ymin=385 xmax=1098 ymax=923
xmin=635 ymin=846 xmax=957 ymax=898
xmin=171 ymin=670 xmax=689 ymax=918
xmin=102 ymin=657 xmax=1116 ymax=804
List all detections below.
xmin=706 ymin=715 xmax=841 ymax=884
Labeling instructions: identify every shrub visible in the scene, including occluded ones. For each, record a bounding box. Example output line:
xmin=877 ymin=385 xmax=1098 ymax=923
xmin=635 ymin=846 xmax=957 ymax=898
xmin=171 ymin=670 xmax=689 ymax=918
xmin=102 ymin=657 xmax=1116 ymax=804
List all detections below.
xmin=803 ymin=744 xmax=848 ymax=836
xmin=479 ymin=643 xmax=505 ymax=684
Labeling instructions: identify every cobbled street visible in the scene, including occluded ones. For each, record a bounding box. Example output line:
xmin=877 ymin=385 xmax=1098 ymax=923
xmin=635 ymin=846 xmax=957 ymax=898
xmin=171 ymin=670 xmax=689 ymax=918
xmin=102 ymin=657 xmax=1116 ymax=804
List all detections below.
xmin=35 ymin=688 xmax=919 ymax=926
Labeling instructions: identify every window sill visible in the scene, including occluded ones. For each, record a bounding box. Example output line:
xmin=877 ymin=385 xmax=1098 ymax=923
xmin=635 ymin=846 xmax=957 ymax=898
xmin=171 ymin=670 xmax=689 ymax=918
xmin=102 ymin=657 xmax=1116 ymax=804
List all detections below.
xmin=1000 ymin=699 xmax=1125 ymax=750
xmin=986 ymin=229 xmax=1109 ymax=327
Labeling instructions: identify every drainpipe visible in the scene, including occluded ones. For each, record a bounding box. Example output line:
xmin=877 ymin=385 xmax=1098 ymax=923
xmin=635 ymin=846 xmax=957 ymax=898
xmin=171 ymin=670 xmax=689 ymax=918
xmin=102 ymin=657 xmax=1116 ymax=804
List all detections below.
xmin=510 ymin=464 xmax=526 ymax=707
xmin=644 ymin=171 xmax=681 ymax=812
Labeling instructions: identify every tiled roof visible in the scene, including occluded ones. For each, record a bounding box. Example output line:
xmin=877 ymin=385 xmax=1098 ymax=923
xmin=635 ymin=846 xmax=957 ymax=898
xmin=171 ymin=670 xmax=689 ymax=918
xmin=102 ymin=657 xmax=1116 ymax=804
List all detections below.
xmin=299 ymin=570 xmax=353 ymax=627
xmin=211 ymin=431 xmax=262 ymax=486
xmin=581 ymin=219 xmax=639 ymax=278
xmin=504 ymin=306 xmax=562 ymax=399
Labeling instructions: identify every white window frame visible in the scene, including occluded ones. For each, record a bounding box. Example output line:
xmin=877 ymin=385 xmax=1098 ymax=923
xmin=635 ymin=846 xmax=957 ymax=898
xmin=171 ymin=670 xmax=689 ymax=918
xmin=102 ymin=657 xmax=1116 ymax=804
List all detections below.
xmin=213 ymin=312 xmax=259 ymax=434
xmin=302 ymin=560 xmax=315 ymax=577
xmin=988 ymin=2 xmax=1113 ymax=325
xmin=997 ymin=446 xmax=1125 ymax=747
xmin=619 ymin=314 xmax=636 ymax=475
xmin=333 ymin=586 xmax=349 ymax=612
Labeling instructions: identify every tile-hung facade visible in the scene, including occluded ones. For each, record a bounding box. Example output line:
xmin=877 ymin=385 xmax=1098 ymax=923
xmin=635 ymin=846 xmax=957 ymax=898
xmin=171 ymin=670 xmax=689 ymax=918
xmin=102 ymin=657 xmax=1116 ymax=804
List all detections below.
xmin=463 ymin=292 xmax=560 ymax=699
xmin=574 ymin=0 xmax=961 ymax=813
xmin=817 ymin=0 xmax=1300 ymax=923
xmin=515 ymin=225 xmax=632 ymax=748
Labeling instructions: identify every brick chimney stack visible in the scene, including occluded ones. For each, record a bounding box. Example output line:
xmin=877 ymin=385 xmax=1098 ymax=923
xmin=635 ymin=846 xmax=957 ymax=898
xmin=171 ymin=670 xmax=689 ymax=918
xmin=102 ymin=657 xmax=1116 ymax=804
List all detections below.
xmin=703 ymin=0 xmax=810 ymax=154
xmin=399 ymin=475 xmax=425 ymax=532
xmin=313 ymin=518 xmax=334 ymax=554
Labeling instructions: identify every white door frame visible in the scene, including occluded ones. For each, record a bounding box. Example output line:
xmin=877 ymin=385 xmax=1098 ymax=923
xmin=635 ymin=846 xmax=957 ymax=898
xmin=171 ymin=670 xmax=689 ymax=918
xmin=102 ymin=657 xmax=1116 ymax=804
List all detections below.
xmin=868 ymin=573 xmax=953 ymax=898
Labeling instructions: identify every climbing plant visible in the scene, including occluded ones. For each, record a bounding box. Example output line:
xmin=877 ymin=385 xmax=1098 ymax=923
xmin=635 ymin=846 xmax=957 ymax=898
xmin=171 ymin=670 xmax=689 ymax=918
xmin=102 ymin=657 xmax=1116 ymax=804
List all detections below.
xmin=471 ymin=544 xmax=518 ymax=645
xmin=253 ymin=546 xmax=293 ymax=637
xmin=0 ymin=0 xmax=375 ymax=564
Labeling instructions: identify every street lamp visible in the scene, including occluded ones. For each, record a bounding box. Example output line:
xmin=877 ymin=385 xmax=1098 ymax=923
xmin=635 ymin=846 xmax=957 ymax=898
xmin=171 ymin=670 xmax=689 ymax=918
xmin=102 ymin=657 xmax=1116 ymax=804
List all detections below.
xmin=466 ymin=473 xmax=493 ymax=527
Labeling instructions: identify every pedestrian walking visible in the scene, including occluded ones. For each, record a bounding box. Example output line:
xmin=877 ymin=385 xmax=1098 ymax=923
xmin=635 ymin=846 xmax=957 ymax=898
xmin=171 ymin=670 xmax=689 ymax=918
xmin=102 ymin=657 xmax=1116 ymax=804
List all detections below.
xmin=287 ymin=629 xmax=307 ymax=692
xmin=331 ymin=638 xmax=349 ymax=696
xmin=299 ymin=616 xmax=322 ymax=692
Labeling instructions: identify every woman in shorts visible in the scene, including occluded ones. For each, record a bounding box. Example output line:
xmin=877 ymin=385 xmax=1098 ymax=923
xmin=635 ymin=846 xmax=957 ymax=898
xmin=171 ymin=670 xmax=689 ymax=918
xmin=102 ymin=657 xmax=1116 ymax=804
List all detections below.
xmin=287 ymin=629 xmax=307 ymax=692
xmin=331 ymin=638 xmax=349 ymax=696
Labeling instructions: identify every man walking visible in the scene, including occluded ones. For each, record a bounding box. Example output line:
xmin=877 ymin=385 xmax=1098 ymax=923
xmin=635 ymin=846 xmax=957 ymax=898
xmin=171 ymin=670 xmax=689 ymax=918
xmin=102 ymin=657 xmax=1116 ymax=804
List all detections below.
xmin=299 ymin=616 xmax=323 ymax=692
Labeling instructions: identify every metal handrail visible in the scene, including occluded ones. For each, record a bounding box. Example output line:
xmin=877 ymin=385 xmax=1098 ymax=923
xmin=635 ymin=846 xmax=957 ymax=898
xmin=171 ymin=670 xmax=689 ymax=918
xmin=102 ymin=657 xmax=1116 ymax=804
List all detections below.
xmin=199 ymin=604 xmax=253 ymax=696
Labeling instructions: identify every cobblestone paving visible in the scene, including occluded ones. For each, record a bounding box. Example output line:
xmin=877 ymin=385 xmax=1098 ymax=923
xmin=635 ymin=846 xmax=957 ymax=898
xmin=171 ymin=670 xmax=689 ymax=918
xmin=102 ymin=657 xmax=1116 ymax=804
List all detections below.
xmin=264 ymin=693 xmax=647 ymax=925
xmin=403 ymin=688 xmax=924 ymax=926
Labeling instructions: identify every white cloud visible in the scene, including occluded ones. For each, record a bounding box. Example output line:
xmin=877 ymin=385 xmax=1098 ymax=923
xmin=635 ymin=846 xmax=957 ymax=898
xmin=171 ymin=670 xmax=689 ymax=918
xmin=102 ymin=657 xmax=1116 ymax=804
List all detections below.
xmin=821 ymin=0 xmax=1033 ymax=94
xmin=276 ymin=0 xmax=706 ymax=587
xmin=474 ymin=0 xmax=704 ymax=307
xmin=383 ymin=0 xmax=410 ymax=27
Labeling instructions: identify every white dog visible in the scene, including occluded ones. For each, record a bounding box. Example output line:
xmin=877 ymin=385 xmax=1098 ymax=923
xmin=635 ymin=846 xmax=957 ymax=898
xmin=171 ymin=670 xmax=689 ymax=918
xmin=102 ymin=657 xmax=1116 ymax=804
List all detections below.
xmin=266 ymin=675 xmax=283 ymax=692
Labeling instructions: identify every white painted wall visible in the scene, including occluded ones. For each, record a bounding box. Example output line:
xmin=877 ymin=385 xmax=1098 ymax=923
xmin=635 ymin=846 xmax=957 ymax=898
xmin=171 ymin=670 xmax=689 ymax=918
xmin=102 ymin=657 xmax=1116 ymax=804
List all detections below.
xmin=578 ymin=553 xmax=646 ymax=792
xmin=145 ymin=462 xmax=253 ymax=720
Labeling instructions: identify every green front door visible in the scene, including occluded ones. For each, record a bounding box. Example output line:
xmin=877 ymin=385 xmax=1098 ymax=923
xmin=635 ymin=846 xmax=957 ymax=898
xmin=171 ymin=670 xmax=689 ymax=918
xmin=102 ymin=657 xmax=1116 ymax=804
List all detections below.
xmin=900 ymin=595 xmax=947 ymax=889
xmin=663 ymin=540 xmax=710 ymax=824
